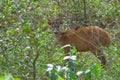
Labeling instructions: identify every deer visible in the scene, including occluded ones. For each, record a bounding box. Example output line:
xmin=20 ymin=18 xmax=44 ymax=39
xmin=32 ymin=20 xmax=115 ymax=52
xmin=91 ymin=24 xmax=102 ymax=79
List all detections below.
xmin=48 ymin=19 xmax=111 ymax=66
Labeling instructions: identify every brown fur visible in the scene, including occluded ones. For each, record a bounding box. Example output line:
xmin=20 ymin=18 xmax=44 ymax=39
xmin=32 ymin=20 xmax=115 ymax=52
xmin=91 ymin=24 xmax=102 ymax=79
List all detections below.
xmin=48 ymin=20 xmax=111 ymax=66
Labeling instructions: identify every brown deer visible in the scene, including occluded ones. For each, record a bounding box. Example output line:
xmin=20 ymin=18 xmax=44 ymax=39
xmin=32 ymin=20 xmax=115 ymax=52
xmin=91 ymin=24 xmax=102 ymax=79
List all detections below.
xmin=48 ymin=19 xmax=111 ymax=66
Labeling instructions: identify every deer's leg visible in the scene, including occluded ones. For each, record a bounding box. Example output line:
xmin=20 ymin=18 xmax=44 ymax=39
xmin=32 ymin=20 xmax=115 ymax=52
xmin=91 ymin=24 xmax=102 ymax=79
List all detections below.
xmin=91 ymin=49 xmax=106 ymax=66
xmin=62 ymin=47 xmax=70 ymax=65
xmin=64 ymin=47 xmax=70 ymax=56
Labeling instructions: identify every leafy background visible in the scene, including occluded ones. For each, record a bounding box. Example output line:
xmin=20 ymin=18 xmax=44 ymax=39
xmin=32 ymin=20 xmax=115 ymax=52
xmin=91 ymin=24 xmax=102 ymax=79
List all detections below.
xmin=0 ymin=0 xmax=120 ymax=80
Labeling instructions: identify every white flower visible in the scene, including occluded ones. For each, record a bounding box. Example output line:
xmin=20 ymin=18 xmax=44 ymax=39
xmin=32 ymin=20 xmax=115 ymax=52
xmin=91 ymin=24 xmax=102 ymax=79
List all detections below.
xmin=26 ymin=46 xmax=30 ymax=49
xmin=46 ymin=67 xmax=53 ymax=72
xmin=61 ymin=67 xmax=68 ymax=71
xmin=60 ymin=44 xmax=71 ymax=50
xmin=46 ymin=64 xmax=53 ymax=68
xmin=64 ymin=44 xmax=71 ymax=47
xmin=64 ymin=56 xmax=71 ymax=60
xmin=0 ymin=40 xmax=3 ymax=42
xmin=114 ymin=47 xmax=117 ymax=51
xmin=46 ymin=64 xmax=54 ymax=72
xmin=26 ymin=36 xmax=30 ymax=39
xmin=16 ymin=28 xmax=20 ymax=31
xmin=76 ymin=71 xmax=84 ymax=76
xmin=64 ymin=55 xmax=77 ymax=61
xmin=56 ymin=66 xmax=61 ymax=71
xmin=70 ymin=55 xmax=77 ymax=60
xmin=85 ymin=70 xmax=91 ymax=74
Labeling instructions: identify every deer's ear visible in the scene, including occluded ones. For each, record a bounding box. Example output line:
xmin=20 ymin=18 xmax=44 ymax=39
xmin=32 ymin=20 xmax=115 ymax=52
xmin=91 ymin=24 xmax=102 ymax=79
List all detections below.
xmin=48 ymin=19 xmax=53 ymax=25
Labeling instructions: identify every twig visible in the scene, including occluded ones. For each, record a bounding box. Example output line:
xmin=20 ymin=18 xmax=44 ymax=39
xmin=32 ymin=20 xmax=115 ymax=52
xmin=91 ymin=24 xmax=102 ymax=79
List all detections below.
xmin=33 ymin=50 xmax=40 ymax=80
xmin=83 ymin=0 xmax=87 ymax=26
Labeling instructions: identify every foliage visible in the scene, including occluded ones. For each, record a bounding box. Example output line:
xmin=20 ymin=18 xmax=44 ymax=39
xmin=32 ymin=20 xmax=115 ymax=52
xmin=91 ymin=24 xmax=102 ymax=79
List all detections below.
xmin=0 ymin=72 xmax=20 ymax=80
xmin=0 ymin=0 xmax=120 ymax=80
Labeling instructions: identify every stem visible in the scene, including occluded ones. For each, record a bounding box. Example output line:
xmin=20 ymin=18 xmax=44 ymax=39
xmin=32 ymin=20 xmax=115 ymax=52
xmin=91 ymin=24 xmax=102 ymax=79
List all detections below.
xmin=33 ymin=51 xmax=39 ymax=80
xmin=83 ymin=0 xmax=87 ymax=25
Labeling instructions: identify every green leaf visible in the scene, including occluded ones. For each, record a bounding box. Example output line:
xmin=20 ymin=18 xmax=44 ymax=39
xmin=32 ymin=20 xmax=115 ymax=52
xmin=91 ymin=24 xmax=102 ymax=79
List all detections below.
xmin=57 ymin=74 xmax=64 ymax=80
xmin=58 ymin=71 xmax=64 ymax=78
xmin=51 ymin=72 xmax=57 ymax=80
xmin=92 ymin=64 xmax=102 ymax=77
xmin=22 ymin=26 xmax=31 ymax=33
xmin=68 ymin=70 xmax=76 ymax=80
xmin=85 ymin=70 xmax=91 ymax=80
xmin=14 ymin=78 xmax=21 ymax=80
xmin=53 ymin=5 xmax=58 ymax=15
xmin=68 ymin=60 xmax=75 ymax=70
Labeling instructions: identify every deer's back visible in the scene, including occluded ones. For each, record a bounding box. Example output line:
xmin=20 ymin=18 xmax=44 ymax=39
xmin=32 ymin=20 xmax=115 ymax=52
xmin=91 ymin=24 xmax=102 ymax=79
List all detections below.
xmin=57 ymin=26 xmax=110 ymax=51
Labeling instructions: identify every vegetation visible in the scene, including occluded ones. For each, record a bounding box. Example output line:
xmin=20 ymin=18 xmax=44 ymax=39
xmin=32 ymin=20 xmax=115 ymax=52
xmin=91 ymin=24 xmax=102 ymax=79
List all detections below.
xmin=0 ymin=0 xmax=120 ymax=80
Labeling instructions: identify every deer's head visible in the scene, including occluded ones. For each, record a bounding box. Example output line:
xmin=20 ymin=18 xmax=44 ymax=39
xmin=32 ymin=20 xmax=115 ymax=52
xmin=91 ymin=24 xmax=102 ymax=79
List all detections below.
xmin=48 ymin=19 xmax=63 ymax=34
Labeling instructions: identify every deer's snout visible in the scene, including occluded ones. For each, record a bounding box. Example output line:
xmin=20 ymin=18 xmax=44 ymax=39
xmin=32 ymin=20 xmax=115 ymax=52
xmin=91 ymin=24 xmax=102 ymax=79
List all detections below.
xmin=54 ymin=31 xmax=58 ymax=34
xmin=53 ymin=28 xmax=59 ymax=34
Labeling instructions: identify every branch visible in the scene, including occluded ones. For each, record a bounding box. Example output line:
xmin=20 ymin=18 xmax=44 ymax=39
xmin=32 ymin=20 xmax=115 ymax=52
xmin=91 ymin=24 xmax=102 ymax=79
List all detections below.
xmin=83 ymin=0 xmax=88 ymax=26
xmin=33 ymin=50 xmax=40 ymax=80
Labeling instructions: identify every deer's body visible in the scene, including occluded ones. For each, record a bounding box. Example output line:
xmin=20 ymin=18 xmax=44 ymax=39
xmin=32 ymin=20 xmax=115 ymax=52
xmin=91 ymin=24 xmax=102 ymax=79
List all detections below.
xmin=56 ymin=26 xmax=110 ymax=51
xmin=48 ymin=20 xmax=111 ymax=66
